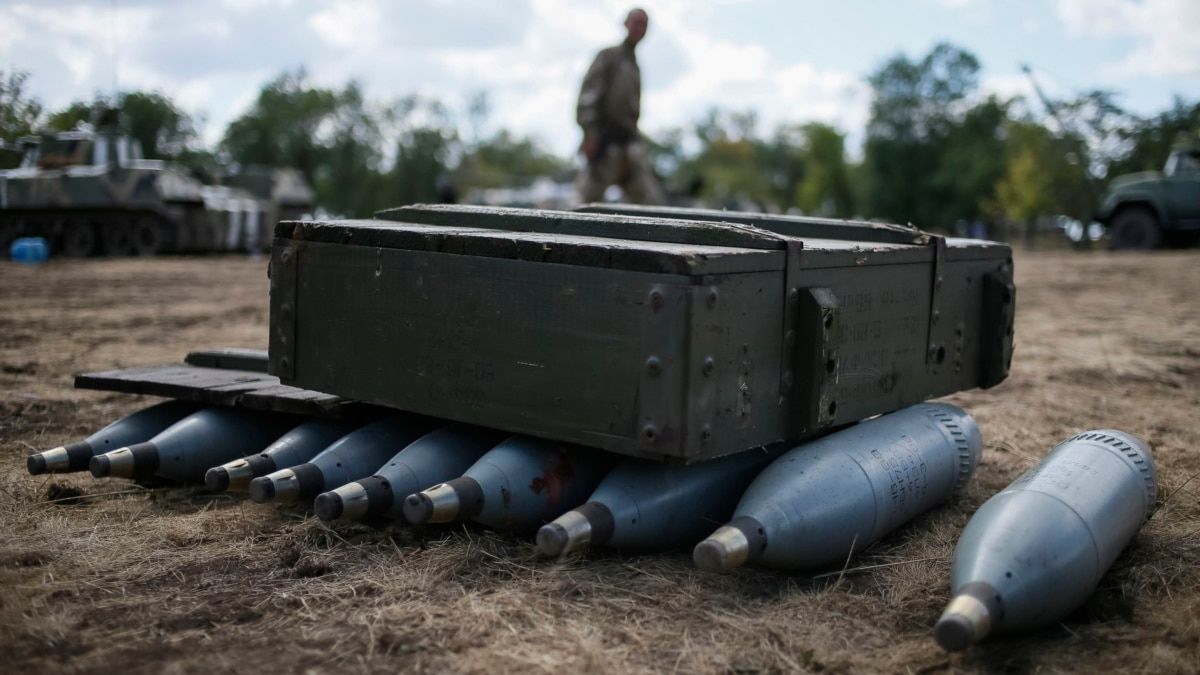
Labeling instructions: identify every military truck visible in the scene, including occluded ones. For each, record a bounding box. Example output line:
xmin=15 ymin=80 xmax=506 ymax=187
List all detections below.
xmin=1100 ymin=146 xmax=1200 ymax=249
xmin=0 ymin=127 xmax=218 ymax=257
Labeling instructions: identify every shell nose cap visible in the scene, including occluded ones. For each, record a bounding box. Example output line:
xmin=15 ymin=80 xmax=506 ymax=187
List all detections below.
xmin=314 ymin=491 xmax=343 ymax=521
xmin=693 ymin=524 xmax=753 ymax=573
xmin=933 ymin=614 xmax=974 ymax=652
xmin=403 ymin=492 xmax=437 ymax=524
xmin=27 ymin=453 xmax=48 ymax=475
xmin=205 ymin=466 xmax=230 ymax=492
xmin=89 ymin=454 xmax=112 ymax=478
xmin=536 ymin=522 xmax=571 ymax=557
xmin=248 ymin=476 xmax=275 ymax=502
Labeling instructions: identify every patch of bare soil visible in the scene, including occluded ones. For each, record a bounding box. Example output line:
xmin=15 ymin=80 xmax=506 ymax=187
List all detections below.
xmin=1 ymin=251 xmax=1198 ymax=674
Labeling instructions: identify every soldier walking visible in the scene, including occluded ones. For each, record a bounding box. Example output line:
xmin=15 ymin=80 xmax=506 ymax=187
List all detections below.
xmin=576 ymin=8 xmax=665 ymax=205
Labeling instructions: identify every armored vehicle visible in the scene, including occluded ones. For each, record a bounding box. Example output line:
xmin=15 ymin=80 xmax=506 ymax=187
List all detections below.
xmin=220 ymin=166 xmax=316 ymax=253
xmin=1101 ymin=146 xmax=1200 ymax=249
xmin=0 ymin=127 xmax=215 ymax=256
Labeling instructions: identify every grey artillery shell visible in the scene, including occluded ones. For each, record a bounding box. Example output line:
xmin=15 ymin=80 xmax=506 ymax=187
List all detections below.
xmin=28 ymin=400 xmax=197 ymax=475
xmin=935 ymin=430 xmax=1156 ymax=652
xmin=89 ymin=408 xmax=298 ymax=482
xmin=205 ymin=419 xmax=358 ymax=492
xmin=248 ymin=415 xmax=436 ymax=504
xmin=694 ymin=403 xmax=981 ymax=572
xmin=538 ymin=444 xmax=784 ymax=557
xmin=403 ymin=436 xmax=616 ymax=530
xmin=314 ymin=424 xmax=505 ymax=522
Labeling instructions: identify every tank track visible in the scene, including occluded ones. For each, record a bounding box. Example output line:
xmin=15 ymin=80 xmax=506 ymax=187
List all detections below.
xmin=1 ymin=203 xmax=218 ymax=257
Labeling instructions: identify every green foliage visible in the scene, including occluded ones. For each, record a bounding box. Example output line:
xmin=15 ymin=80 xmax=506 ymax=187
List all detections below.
xmin=457 ymin=130 xmax=567 ymax=189
xmin=1109 ymin=97 xmax=1200 ymax=176
xmin=222 ymin=70 xmax=344 ymax=181
xmin=867 ymin=43 xmax=980 ymax=142
xmin=0 ymin=71 xmax=44 ymax=168
xmin=46 ymin=101 xmax=92 ymax=132
xmin=6 ymin=63 xmax=1197 ymax=232
xmin=792 ymin=121 xmax=859 ymax=214
xmin=862 ymin=43 xmax=985 ymax=228
xmin=46 ymin=92 xmax=198 ymax=161
xmin=995 ymin=120 xmax=1093 ymax=223
xmin=928 ymin=97 xmax=1009 ymax=224
xmin=222 ymin=71 xmax=384 ymax=216
xmin=120 ymin=91 xmax=197 ymax=158
xmin=387 ymin=126 xmax=453 ymax=207
xmin=681 ymin=110 xmax=774 ymax=208
xmin=0 ymin=71 xmax=43 ymax=140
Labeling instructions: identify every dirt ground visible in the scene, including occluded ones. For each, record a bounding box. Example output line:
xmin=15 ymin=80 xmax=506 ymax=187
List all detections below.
xmin=0 ymin=250 xmax=1197 ymax=675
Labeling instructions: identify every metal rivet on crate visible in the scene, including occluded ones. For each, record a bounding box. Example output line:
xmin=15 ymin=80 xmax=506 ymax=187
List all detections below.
xmin=702 ymin=357 xmax=715 ymax=376
xmin=645 ymin=357 xmax=662 ymax=377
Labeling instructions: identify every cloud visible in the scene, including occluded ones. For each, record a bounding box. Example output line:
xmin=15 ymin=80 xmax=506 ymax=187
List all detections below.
xmin=639 ymin=2 xmax=869 ymax=150
xmin=1054 ymin=0 xmax=1200 ymax=79
xmin=1 ymin=0 xmax=871 ymax=156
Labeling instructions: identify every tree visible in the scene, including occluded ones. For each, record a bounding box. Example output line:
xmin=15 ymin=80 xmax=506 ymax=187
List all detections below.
xmin=45 ymin=101 xmax=92 ymax=132
xmin=456 ymin=129 xmax=567 ymax=190
xmin=387 ymin=126 xmax=454 ymax=206
xmin=790 ymin=123 xmax=854 ymax=217
xmin=675 ymin=108 xmax=774 ymax=209
xmin=1109 ymin=97 xmax=1200 ymax=177
xmin=46 ymin=91 xmax=199 ymax=161
xmin=222 ymin=70 xmax=342 ymax=183
xmin=995 ymin=120 xmax=1093 ymax=225
xmin=862 ymin=43 xmax=985 ymax=227
xmin=0 ymin=71 xmax=43 ymax=167
xmin=0 ymin=70 xmax=42 ymax=140
xmin=928 ymin=97 xmax=1010 ymax=225
xmin=222 ymin=70 xmax=384 ymax=216
xmin=120 ymin=91 xmax=197 ymax=158
xmin=377 ymin=94 xmax=455 ymax=209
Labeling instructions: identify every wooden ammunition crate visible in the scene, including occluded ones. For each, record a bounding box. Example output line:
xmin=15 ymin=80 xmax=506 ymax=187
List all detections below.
xmin=268 ymin=205 xmax=1013 ymax=463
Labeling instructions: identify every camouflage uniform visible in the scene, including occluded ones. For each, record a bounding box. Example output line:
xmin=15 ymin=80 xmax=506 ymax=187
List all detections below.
xmin=576 ymin=42 xmax=664 ymax=205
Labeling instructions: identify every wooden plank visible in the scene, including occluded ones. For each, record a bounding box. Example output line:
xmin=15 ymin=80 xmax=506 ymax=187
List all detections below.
xmin=576 ymin=203 xmax=926 ymax=246
xmin=74 ymin=363 xmax=370 ymax=420
xmin=375 ymin=204 xmax=788 ymax=251
xmin=184 ymin=348 xmax=269 ymax=373
xmin=282 ymin=220 xmax=785 ymax=275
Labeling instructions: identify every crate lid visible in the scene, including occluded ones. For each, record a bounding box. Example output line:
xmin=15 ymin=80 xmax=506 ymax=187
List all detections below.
xmin=279 ymin=206 xmax=791 ymax=275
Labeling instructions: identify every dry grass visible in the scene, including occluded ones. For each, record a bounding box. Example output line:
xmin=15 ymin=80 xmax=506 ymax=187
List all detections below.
xmin=1 ymin=251 xmax=1199 ymax=674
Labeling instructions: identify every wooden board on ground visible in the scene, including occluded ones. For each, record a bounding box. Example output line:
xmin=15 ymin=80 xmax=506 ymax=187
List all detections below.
xmin=74 ymin=354 xmax=375 ymax=420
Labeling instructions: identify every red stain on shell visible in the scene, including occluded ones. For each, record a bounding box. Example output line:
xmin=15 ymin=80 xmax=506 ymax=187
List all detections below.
xmin=529 ymin=448 xmax=575 ymax=508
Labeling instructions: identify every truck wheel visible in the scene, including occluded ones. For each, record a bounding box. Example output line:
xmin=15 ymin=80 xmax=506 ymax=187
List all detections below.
xmin=0 ymin=222 xmax=18 ymax=256
xmin=60 ymin=221 xmax=99 ymax=257
xmin=132 ymin=217 xmax=168 ymax=256
xmin=1109 ymin=207 xmax=1162 ymax=250
xmin=101 ymin=221 xmax=136 ymax=257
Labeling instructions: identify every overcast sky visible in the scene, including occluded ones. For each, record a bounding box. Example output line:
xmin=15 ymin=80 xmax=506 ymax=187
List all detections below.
xmin=2 ymin=0 xmax=1197 ymax=156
